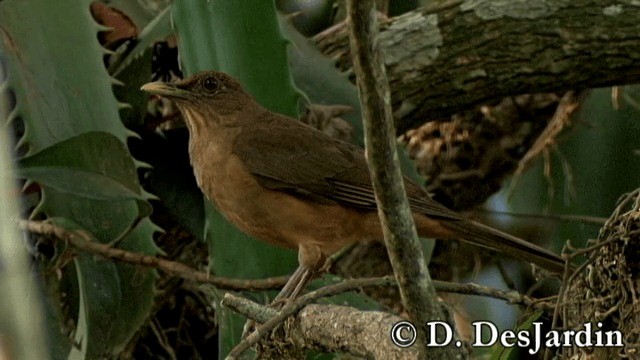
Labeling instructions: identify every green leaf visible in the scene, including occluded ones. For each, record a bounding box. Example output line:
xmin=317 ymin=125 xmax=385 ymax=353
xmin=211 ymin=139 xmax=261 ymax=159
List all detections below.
xmin=489 ymin=310 xmax=544 ymax=360
xmin=173 ymin=0 xmax=300 ymax=116
xmin=17 ymin=132 xmax=144 ymax=201
xmin=113 ymin=49 xmax=153 ymax=128
xmin=171 ymin=1 xmax=220 ymax=78
xmin=55 ymin=218 xmax=157 ymax=359
xmin=0 ymin=0 xmax=128 ymax=150
xmin=0 ymin=0 xmax=159 ymax=358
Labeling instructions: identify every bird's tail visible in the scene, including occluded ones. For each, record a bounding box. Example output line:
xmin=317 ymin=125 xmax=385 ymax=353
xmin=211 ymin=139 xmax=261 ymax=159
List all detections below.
xmin=441 ymin=219 xmax=567 ymax=273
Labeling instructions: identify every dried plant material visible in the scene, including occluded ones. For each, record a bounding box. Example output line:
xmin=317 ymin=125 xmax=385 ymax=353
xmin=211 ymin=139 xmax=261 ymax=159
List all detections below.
xmin=509 ymin=91 xmax=582 ymax=198
xmin=332 ymin=0 xmax=390 ymax=25
xmin=612 ymin=86 xmax=622 ymax=110
xmin=301 ymin=104 xmax=354 ymax=142
xmin=400 ymin=92 xmax=575 ymax=210
xmin=558 ymin=190 xmax=640 ymax=359
xmin=90 ymin=2 xmax=138 ymax=50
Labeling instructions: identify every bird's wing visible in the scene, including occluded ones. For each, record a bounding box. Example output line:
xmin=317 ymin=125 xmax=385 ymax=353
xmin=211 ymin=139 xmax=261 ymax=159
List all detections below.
xmin=232 ymin=112 xmax=460 ymax=221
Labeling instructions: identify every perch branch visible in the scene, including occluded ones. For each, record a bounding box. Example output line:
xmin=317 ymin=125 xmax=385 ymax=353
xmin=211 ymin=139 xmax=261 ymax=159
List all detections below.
xmin=221 ymin=278 xmax=549 ymax=359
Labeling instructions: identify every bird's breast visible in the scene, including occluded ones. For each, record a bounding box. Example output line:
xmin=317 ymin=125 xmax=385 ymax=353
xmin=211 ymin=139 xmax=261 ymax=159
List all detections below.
xmin=186 ymin=128 xmax=385 ymax=255
xmin=188 ymin=131 xmax=293 ymax=246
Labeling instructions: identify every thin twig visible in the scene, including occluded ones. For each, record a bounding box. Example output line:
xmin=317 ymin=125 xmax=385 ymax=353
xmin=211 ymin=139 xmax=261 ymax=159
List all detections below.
xmin=150 ymin=319 xmax=178 ymax=360
xmin=19 ymin=219 xmax=289 ymax=291
xmin=509 ymin=91 xmax=581 ymax=196
xmin=223 ymin=276 xmax=548 ymax=323
xmin=478 ymin=210 xmax=607 ymax=225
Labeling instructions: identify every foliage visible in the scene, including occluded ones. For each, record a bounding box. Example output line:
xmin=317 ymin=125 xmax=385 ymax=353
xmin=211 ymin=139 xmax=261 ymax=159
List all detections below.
xmin=0 ymin=1 xmax=158 ymax=359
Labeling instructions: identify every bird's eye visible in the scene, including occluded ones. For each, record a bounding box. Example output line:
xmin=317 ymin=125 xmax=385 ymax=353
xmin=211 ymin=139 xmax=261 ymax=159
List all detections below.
xmin=202 ymin=77 xmax=219 ymax=92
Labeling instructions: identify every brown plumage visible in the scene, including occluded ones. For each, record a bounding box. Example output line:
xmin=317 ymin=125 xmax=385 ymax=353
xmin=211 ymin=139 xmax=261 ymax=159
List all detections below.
xmin=142 ymin=71 xmax=566 ymax=299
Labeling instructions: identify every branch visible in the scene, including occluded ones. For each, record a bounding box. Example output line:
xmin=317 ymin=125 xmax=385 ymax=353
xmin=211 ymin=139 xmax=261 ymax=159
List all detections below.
xmin=19 ymin=220 xmax=288 ymax=291
xmin=220 ymin=278 xmax=550 ymax=359
xmin=23 ymin=219 xmax=555 ymax=358
xmin=315 ymin=0 xmax=640 ymax=132
xmin=221 ymin=276 xmax=549 ymax=322
xmin=346 ymin=0 xmax=454 ymax=358
xmin=23 ymin=218 xmax=549 ymax=307
xmin=223 ymin=296 xmax=420 ymax=360
xmin=224 ymin=276 xmax=400 ymax=359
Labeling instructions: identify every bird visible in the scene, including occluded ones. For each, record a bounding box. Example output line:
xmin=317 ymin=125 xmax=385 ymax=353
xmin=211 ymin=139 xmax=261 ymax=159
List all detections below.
xmin=141 ymin=71 xmax=566 ymax=300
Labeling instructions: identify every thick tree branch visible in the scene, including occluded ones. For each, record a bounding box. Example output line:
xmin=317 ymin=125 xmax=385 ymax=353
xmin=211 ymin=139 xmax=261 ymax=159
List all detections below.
xmin=221 ymin=279 xmax=550 ymax=359
xmin=315 ymin=0 xmax=640 ymax=132
xmin=223 ymin=296 xmax=421 ymax=360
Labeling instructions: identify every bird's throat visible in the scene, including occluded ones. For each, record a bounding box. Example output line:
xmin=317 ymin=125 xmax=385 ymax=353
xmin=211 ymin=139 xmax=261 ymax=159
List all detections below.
xmin=179 ymin=106 xmax=209 ymax=139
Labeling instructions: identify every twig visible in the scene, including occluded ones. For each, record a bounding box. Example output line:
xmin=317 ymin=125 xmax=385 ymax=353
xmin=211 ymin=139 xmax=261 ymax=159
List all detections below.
xmin=223 ymin=278 xmax=551 ymax=323
xmin=346 ymin=0 xmax=448 ymax=358
xmin=19 ymin=219 xmax=289 ymax=291
xmin=224 ymin=276 xmax=391 ymax=322
xmin=150 ymin=319 xmax=177 ymax=360
xmin=223 ymin=277 xmax=549 ymax=321
xmin=495 ymin=261 xmax=518 ymax=291
xmin=23 ymin=219 xmax=551 ymax=358
xmin=547 ymin=239 xmax=597 ymax=360
xmin=509 ymin=91 xmax=581 ymax=196
xmin=22 ymin=218 xmax=549 ymax=308
xmin=478 ymin=209 xmax=607 ymax=225
xmin=433 ymin=280 xmax=550 ymax=309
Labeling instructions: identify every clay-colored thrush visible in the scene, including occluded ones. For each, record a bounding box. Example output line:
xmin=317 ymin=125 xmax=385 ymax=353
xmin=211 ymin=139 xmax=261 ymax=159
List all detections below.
xmin=142 ymin=71 xmax=566 ymax=299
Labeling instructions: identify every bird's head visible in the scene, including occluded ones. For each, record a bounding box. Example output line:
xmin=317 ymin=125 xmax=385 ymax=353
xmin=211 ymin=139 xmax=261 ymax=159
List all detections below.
xmin=141 ymin=71 xmax=254 ymax=131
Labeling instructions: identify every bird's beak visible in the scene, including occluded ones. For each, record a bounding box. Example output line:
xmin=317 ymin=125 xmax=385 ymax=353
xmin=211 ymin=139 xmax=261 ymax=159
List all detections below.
xmin=140 ymin=82 xmax=190 ymax=100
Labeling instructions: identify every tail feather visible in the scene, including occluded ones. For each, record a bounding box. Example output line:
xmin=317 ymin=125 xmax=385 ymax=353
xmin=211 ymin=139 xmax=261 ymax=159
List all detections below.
xmin=442 ymin=219 xmax=566 ymax=273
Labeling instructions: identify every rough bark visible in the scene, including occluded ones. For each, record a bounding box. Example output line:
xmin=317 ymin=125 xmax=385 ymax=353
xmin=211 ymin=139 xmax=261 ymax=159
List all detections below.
xmin=290 ymin=304 xmax=421 ymax=360
xmin=314 ymin=0 xmax=640 ymax=132
xmin=347 ymin=0 xmax=454 ymax=358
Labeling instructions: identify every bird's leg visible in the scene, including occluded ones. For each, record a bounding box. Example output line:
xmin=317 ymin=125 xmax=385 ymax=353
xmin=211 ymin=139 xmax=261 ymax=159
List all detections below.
xmin=279 ymin=243 xmax=324 ymax=301
xmin=241 ymin=244 xmax=324 ymax=338
xmin=240 ymin=266 xmax=315 ymax=338
xmin=272 ymin=265 xmax=313 ymax=303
